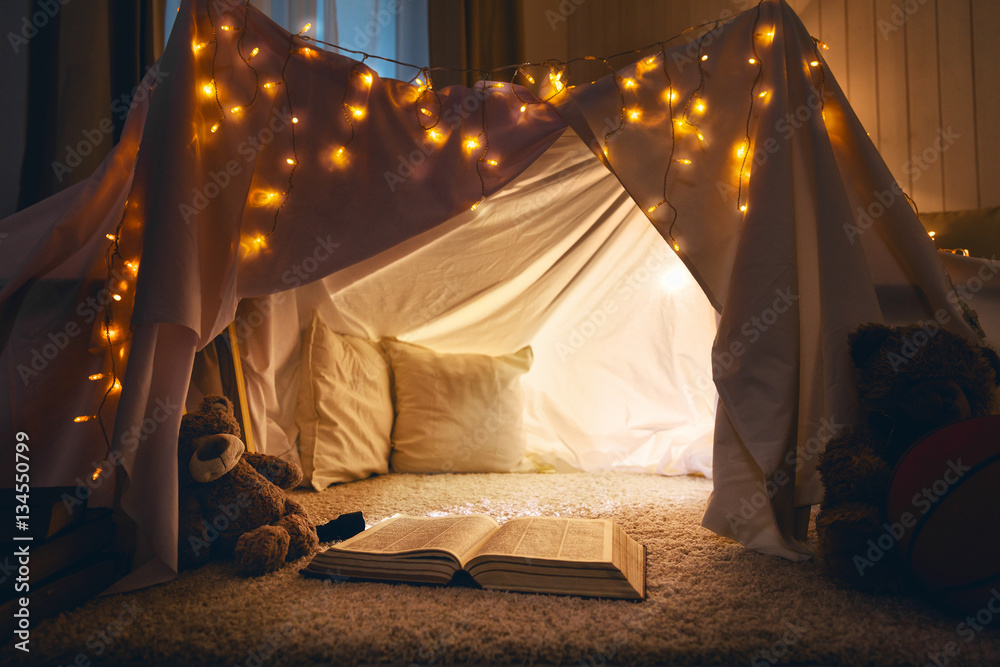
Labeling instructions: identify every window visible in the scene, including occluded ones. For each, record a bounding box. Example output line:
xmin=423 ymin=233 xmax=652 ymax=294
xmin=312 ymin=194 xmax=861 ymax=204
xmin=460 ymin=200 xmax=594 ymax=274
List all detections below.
xmin=164 ymin=0 xmax=428 ymax=80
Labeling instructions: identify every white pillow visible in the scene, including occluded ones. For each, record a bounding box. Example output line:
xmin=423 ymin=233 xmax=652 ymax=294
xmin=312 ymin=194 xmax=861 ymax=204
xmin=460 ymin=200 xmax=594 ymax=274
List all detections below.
xmin=381 ymin=339 xmax=533 ymax=473
xmin=296 ymin=313 xmax=393 ymax=490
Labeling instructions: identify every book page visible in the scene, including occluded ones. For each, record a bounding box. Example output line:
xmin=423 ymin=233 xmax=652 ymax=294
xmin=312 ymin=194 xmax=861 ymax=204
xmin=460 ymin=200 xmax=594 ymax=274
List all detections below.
xmin=473 ymin=517 xmax=612 ymax=562
xmin=333 ymin=514 xmax=500 ymax=562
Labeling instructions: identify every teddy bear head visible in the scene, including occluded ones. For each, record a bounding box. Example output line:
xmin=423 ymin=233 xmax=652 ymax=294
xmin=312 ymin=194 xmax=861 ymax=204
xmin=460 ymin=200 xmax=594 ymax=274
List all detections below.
xmin=178 ymin=395 xmax=246 ymax=486
xmin=848 ymin=322 xmax=1000 ymax=463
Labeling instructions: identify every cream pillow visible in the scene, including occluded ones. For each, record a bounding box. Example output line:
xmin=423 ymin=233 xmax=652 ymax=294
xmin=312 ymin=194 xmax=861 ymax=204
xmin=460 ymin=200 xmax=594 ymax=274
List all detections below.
xmin=381 ymin=339 xmax=533 ymax=473
xmin=296 ymin=313 xmax=393 ymax=490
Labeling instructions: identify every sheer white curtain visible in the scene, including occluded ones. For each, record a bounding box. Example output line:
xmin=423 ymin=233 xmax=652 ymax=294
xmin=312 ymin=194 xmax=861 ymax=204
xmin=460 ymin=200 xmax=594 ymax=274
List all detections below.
xmin=164 ymin=0 xmax=428 ymax=80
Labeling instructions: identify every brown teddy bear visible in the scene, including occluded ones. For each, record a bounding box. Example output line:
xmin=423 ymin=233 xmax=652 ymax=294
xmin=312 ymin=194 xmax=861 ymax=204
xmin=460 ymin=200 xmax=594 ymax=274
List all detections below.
xmin=178 ymin=395 xmax=319 ymax=576
xmin=816 ymin=322 xmax=1000 ymax=593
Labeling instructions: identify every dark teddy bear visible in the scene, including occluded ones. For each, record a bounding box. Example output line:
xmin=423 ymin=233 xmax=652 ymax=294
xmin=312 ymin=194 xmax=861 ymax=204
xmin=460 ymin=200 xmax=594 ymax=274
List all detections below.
xmin=815 ymin=322 xmax=1000 ymax=593
xmin=178 ymin=395 xmax=318 ymax=576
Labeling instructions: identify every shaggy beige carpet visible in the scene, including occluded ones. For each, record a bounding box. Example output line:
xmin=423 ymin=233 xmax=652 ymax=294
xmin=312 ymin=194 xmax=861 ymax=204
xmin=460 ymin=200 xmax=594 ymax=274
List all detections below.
xmin=3 ymin=472 xmax=1000 ymax=666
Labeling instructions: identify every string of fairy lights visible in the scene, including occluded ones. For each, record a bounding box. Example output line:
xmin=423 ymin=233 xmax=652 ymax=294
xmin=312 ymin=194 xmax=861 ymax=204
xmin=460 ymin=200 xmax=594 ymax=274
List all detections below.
xmin=78 ymin=0 xmax=846 ymax=480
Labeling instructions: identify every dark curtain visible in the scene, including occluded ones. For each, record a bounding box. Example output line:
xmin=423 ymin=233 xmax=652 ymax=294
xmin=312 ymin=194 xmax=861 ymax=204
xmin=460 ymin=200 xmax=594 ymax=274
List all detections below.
xmin=427 ymin=0 xmax=522 ymax=88
xmin=17 ymin=0 xmax=164 ymax=211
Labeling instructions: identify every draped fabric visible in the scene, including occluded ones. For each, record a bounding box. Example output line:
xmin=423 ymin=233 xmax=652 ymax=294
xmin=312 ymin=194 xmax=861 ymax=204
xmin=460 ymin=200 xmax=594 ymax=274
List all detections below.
xmin=235 ymin=133 xmax=718 ymax=479
xmin=0 ymin=0 xmax=988 ymax=592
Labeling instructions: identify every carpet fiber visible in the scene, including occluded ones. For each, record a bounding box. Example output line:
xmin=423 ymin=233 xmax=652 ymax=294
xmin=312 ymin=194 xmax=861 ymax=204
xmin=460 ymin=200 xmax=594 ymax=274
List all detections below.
xmin=5 ymin=472 xmax=1000 ymax=666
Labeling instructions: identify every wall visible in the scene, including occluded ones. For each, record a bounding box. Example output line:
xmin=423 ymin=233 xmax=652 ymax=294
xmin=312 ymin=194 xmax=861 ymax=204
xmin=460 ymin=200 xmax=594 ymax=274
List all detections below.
xmin=520 ymin=0 xmax=1000 ymax=214
xmin=0 ymin=0 xmax=30 ymax=218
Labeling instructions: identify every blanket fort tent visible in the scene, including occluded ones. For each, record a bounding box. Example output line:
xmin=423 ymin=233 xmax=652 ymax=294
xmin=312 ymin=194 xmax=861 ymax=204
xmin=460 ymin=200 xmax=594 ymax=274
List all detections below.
xmin=0 ymin=0 xmax=988 ymax=592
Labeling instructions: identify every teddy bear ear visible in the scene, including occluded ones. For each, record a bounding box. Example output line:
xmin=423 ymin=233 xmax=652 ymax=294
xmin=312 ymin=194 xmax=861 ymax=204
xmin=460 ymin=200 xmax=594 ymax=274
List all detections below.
xmin=848 ymin=323 xmax=893 ymax=369
xmin=199 ymin=395 xmax=234 ymax=414
xmin=980 ymin=346 xmax=1000 ymax=386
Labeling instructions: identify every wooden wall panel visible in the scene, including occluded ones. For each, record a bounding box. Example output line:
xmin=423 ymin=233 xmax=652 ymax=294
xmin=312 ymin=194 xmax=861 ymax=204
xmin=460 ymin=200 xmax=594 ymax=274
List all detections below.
xmin=789 ymin=0 xmax=822 ymax=35
xmin=937 ymin=1 xmax=978 ymax=211
xmin=972 ymin=0 xmax=1000 ymax=207
xmin=820 ymin=0 xmax=848 ymax=86
xmin=845 ymin=0 xmax=880 ymax=148
xmin=904 ymin=0 xmax=944 ymax=212
xmin=522 ymin=0 xmax=998 ymax=212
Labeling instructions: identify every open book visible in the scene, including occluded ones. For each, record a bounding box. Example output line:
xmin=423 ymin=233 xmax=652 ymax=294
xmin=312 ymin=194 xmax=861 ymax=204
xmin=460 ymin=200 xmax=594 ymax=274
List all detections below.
xmin=300 ymin=514 xmax=646 ymax=600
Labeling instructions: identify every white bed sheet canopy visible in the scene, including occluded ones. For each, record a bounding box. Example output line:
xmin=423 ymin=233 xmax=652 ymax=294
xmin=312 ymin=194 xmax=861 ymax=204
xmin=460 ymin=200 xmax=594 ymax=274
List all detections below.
xmin=0 ymin=0 xmax=980 ymax=591
xmin=239 ymin=132 xmax=718 ymax=481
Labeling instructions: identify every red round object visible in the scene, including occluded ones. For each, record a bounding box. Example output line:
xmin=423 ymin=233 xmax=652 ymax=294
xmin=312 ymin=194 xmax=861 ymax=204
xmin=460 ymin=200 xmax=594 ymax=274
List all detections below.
xmin=886 ymin=415 xmax=1000 ymax=614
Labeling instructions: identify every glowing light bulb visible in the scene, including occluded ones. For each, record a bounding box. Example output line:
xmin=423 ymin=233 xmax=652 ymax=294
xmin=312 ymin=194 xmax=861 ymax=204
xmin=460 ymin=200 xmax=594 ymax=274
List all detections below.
xmin=292 ymin=117 xmax=299 ymax=123
xmin=254 ymin=190 xmax=283 ymax=206
xmin=928 ymin=231 xmax=937 ymax=238
xmin=220 ymin=25 xmax=234 ymax=31
xmin=420 ymin=108 xmax=435 ymax=118
xmin=415 ymin=77 xmax=424 ymax=87
xmin=464 ymin=137 xmax=479 ymax=151
xmin=697 ymin=132 xmax=705 ymax=141
xmin=361 ymin=72 xmax=373 ymax=86
xmin=740 ymin=204 xmax=748 ymax=212
xmin=286 ymin=158 xmax=296 ymax=165
xmin=91 ymin=466 xmax=103 ymax=481
xmin=749 ymin=58 xmax=757 ymax=65
xmin=193 ymin=41 xmax=210 ymax=53
xmin=471 ymin=197 xmax=485 ymax=211
xmin=647 ymin=203 xmax=659 ymax=213
xmin=736 ymin=143 xmax=747 ymax=159
xmin=664 ymin=88 xmax=677 ymax=103
xmin=624 ymin=78 xmax=636 ymax=89
xmin=264 ymin=82 xmax=278 ymax=90
xmin=628 ymin=109 xmax=641 ymax=121
xmin=111 ymin=379 xmax=122 ymax=391
xmin=125 ymin=261 xmax=138 ymax=273
xmin=202 ymin=82 xmax=215 ymax=96
xmin=809 ymin=60 xmax=820 ymax=67
xmin=672 ymin=241 xmax=680 ymax=251
xmin=485 ymin=159 xmax=498 ymax=166
xmin=211 ymin=121 xmax=221 ymax=133
xmin=248 ymin=47 xmax=259 ymax=60
xmin=758 ymin=91 xmax=768 ymax=98
xmin=104 ymin=327 xmax=118 ymax=340
xmin=334 ymin=147 xmax=346 ymax=161
xmin=106 ymin=234 xmax=117 ymax=241
xmin=112 ymin=294 xmax=122 ymax=302
xmin=428 ymin=129 xmax=443 ymax=142
xmin=231 ymin=105 xmax=242 ymax=114
xmin=522 ymin=71 xmax=535 ymax=84
xmin=253 ymin=235 xmax=265 ymax=246
xmin=299 ymin=22 xmax=312 ymax=34
xmin=520 ymin=104 xmax=526 ymax=113
xmin=349 ymin=106 xmax=364 ymax=119
xmin=675 ymin=158 xmax=692 ymax=165
xmin=74 ymin=416 xmax=91 ymax=423
xmin=701 ymin=54 xmax=708 ymax=62
xmin=89 ymin=373 xmax=105 ymax=381
xmin=819 ymin=40 xmax=830 ymax=50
